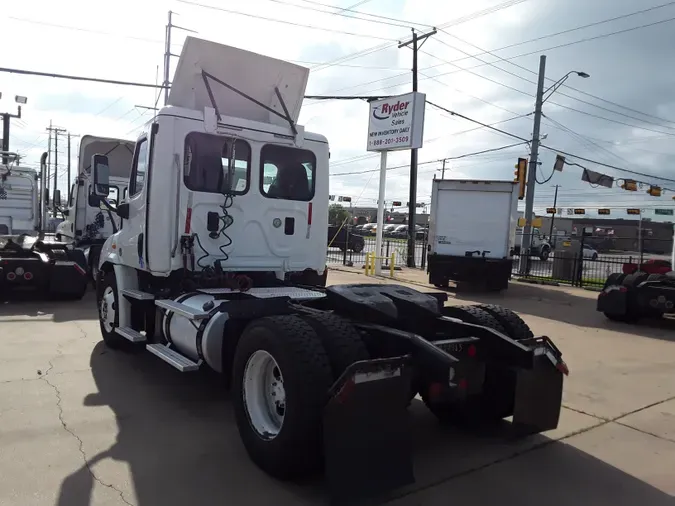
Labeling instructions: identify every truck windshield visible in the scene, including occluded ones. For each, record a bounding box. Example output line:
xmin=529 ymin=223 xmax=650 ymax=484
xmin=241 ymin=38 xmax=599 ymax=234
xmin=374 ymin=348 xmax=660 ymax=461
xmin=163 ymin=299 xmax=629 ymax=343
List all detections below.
xmin=260 ymin=144 xmax=315 ymax=202
xmin=183 ymin=132 xmax=251 ymax=195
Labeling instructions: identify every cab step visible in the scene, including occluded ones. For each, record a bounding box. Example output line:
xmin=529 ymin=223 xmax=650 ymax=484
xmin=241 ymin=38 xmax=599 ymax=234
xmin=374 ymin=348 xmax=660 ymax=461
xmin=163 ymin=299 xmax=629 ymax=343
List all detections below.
xmin=122 ymin=289 xmax=155 ymax=301
xmin=146 ymin=344 xmax=200 ymax=372
xmin=155 ymin=299 xmax=209 ymax=320
xmin=115 ymin=326 xmax=147 ymax=343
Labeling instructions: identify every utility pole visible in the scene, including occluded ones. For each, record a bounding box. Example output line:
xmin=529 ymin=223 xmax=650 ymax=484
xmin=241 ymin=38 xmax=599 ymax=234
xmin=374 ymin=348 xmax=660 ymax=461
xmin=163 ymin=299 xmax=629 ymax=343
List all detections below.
xmin=548 ymin=184 xmax=560 ymax=246
xmin=46 ymin=125 xmax=66 ymax=215
xmin=441 ymin=159 xmax=446 ymax=179
xmin=163 ymin=11 xmax=196 ymax=105
xmin=519 ymin=55 xmax=547 ymax=273
xmin=65 ymin=133 xmax=80 ymax=194
xmin=399 ymin=27 xmax=436 ymax=268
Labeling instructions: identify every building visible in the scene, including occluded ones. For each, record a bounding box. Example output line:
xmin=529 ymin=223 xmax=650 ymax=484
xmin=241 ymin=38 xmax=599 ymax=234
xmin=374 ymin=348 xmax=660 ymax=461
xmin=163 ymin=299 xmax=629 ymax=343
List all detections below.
xmin=532 ymin=214 xmax=674 ymax=254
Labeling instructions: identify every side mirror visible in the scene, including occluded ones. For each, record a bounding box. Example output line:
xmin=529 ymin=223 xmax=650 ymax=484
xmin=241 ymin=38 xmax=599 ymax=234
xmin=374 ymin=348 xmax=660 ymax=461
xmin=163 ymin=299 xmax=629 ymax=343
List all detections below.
xmin=44 ymin=188 xmax=49 ymax=205
xmin=116 ymin=202 xmax=130 ymax=220
xmin=54 ymin=189 xmax=61 ymax=207
xmin=63 ymin=209 xmax=70 ymax=217
xmin=92 ymin=154 xmax=110 ymax=197
xmin=88 ymin=193 xmax=101 ymax=207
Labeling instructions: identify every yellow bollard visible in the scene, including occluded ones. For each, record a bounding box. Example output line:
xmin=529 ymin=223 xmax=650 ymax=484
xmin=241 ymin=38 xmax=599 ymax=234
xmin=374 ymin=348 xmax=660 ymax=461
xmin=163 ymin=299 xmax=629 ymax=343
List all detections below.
xmin=390 ymin=252 xmax=395 ymax=278
xmin=365 ymin=252 xmax=372 ymax=276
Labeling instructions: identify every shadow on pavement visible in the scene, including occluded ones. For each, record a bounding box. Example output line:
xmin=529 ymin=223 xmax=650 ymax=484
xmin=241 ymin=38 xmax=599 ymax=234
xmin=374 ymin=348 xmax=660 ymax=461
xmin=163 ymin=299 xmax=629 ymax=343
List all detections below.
xmin=444 ymin=281 xmax=675 ymax=344
xmin=56 ymin=343 xmax=673 ymax=506
xmin=0 ymin=288 xmax=98 ymax=323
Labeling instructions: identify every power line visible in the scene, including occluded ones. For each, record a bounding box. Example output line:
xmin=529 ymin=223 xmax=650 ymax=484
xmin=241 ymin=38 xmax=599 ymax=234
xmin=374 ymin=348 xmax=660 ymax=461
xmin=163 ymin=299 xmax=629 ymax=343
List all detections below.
xmin=431 ymin=31 xmax=675 ymax=129
xmin=330 ymin=141 xmax=528 ymax=177
xmin=307 ymin=6 xmax=675 ymax=105
xmin=539 ymin=144 xmax=675 ymax=184
xmin=0 ymin=66 xmax=165 ymax=89
xmin=176 ymin=0 xmax=396 ymax=40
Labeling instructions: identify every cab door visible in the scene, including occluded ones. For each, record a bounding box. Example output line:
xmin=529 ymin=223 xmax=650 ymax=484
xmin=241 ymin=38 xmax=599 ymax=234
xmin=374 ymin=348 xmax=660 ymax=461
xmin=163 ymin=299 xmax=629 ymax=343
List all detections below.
xmin=116 ymin=135 xmax=149 ymax=270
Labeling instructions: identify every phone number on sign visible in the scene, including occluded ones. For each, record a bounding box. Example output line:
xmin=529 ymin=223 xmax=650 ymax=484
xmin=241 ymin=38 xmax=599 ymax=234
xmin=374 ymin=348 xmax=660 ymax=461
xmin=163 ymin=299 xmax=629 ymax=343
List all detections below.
xmin=370 ymin=136 xmax=409 ymax=147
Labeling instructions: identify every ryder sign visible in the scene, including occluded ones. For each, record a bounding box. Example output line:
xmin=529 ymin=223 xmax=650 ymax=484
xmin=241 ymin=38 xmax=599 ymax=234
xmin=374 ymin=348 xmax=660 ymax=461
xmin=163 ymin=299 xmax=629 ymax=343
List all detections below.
xmin=367 ymin=92 xmax=426 ymax=152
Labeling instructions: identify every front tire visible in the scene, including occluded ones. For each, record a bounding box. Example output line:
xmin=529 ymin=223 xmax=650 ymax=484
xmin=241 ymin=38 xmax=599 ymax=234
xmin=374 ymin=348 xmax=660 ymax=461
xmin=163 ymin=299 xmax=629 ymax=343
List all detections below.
xmin=232 ymin=315 xmax=333 ymax=480
xmin=539 ymin=247 xmax=550 ymax=261
xmin=97 ymin=271 xmax=130 ymax=350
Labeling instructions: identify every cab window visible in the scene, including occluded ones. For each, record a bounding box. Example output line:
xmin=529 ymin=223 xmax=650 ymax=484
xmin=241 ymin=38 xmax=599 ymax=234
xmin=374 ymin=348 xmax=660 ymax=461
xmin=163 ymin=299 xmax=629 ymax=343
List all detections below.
xmin=260 ymin=144 xmax=315 ymax=201
xmin=129 ymin=138 xmax=148 ymax=197
xmin=183 ymin=133 xmax=251 ymax=194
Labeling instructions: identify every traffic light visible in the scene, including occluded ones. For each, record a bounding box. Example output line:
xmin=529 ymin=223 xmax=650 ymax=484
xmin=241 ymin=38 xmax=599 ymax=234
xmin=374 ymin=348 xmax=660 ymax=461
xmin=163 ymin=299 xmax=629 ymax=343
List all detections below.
xmin=627 ymin=209 xmax=641 ymax=215
xmin=598 ymin=208 xmax=611 ymax=215
xmin=392 ymin=201 xmax=402 ymax=207
xmin=647 ymin=185 xmax=662 ymax=197
xmin=621 ymin=180 xmax=638 ymax=191
xmin=514 ymin=158 xmax=527 ymax=200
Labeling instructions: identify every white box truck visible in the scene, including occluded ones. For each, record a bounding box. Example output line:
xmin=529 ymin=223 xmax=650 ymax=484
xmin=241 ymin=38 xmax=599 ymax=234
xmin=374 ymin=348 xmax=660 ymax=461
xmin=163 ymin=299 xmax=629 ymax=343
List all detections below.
xmin=427 ymin=179 xmax=518 ymax=291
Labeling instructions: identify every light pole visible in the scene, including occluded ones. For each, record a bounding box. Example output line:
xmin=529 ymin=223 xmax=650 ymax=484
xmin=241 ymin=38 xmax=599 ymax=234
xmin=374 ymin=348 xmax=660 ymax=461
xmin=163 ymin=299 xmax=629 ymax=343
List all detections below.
xmin=519 ymin=56 xmax=589 ymax=273
xmin=1 ymin=94 xmax=27 ymax=165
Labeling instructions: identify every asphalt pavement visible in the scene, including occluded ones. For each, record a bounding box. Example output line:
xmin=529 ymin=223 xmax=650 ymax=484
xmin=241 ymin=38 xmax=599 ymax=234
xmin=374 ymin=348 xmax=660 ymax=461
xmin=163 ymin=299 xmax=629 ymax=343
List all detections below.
xmin=1 ymin=271 xmax=674 ymax=505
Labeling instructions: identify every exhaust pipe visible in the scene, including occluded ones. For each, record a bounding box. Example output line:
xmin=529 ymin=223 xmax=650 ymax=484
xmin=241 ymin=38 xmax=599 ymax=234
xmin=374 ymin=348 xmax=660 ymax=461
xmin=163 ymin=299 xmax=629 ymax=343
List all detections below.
xmin=39 ymin=152 xmax=48 ymax=237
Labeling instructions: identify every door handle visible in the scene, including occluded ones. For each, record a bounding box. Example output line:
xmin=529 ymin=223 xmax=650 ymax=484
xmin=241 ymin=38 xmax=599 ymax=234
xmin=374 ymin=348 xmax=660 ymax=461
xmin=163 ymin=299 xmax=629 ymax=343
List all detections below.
xmin=138 ymin=233 xmax=144 ymax=258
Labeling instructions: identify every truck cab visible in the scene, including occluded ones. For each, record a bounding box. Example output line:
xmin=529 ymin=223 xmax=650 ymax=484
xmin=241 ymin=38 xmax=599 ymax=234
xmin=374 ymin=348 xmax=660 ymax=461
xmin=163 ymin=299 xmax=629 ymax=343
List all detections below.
xmin=55 ymin=136 xmax=134 ymax=277
xmin=0 ymin=153 xmax=40 ymax=235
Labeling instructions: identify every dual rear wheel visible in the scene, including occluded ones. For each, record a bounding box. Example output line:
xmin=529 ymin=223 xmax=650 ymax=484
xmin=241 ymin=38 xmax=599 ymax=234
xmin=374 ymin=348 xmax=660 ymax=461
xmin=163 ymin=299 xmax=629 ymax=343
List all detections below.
xmin=232 ymin=313 xmax=369 ymax=480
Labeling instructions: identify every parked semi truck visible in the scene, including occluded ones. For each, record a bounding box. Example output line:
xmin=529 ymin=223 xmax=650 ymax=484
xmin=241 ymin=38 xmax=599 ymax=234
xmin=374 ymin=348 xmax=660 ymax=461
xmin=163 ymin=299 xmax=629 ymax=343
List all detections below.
xmin=56 ymin=135 xmax=134 ymax=280
xmin=90 ymin=37 xmax=568 ymax=503
xmin=427 ymin=179 xmax=519 ymax=291
xmin=597 ymin=224 xmax=675 ymax=323
xmin=0 ymin=151 xmax=88 ymax=298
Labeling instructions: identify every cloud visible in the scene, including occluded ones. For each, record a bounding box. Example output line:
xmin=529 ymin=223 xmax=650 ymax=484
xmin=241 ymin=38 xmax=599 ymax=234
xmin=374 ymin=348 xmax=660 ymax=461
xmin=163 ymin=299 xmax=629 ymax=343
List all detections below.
xmin=1 ymin=0 xmax=674 ymax=220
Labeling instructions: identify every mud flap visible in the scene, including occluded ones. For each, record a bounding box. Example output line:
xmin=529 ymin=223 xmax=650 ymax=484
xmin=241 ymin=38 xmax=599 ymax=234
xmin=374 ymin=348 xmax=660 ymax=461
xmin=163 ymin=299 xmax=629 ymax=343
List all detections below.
xmin=512 ymin=354 xmax=564 ymax=434
xmin=596 ymin=285 xmax=629 ymax=315
xmin=323 ymin=356 xmax=415 ymax=505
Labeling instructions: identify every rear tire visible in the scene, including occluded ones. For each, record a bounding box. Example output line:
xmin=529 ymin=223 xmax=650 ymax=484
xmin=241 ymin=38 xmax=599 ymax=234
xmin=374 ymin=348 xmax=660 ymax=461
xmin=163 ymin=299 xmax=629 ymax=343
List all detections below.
xmin=300 ymin=313 xmax=369 ymax=379
xmin=351 ymin=240 xmax=364 ymax=253
xmin=603 ymin=273 xmax=626 ymax=289
xmin=478 ymin=304 xmax=534 ymax=340
xmin=232 ymin=315 xmax=333 ymax=480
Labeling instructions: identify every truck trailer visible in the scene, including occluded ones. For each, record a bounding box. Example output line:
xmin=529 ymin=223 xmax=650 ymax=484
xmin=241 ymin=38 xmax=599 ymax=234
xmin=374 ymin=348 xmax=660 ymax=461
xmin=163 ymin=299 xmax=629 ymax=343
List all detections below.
xmin=90 ymin=37 xmax=568 ymax=503
xmin=427 ymin=179 xmax=518 ymax=291
xmin=56 ymin=135 xmax=134 ymax=281
xmin=0 ymin=151 xmax=88 ymax=299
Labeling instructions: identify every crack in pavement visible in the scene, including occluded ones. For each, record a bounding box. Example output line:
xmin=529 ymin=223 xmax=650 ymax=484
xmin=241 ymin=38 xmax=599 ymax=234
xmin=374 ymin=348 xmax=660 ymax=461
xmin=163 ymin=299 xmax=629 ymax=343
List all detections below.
xmin=40 ymin=347 xmax=134 ymax=506
xmin=382 ymin=396 xmax=675 ymax=504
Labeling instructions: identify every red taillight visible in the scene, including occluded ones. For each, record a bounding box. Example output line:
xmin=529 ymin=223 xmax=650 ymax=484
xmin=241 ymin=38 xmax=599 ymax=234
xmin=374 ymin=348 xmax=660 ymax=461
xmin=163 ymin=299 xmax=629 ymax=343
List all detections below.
xmin=307 ymin=202 xmax=313 ymax=225
xmin=6 ymin=272 xmax=16 ymax=281
xmin=428 ymin=382 xmax=443 ymax=401
xmin=24 ymin=272 xmax=33 ymax=281
xmin=557 ymin=361 xmax=570 ymax=376
xmin=619 ymin=286 xmax=628 ymax=293
xmin=467 ymin=344 xmax=477 ymax=357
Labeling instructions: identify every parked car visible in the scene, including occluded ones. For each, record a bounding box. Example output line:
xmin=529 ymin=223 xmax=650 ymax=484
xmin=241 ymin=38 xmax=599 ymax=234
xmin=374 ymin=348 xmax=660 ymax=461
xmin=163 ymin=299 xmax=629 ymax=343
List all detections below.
xmin=392 ymin=224 xmax=426 ymax=240
xmin=582 ymin=244 xmax=599 ymax=260
xmin=327 ymin=225 xmax=365 ymax=252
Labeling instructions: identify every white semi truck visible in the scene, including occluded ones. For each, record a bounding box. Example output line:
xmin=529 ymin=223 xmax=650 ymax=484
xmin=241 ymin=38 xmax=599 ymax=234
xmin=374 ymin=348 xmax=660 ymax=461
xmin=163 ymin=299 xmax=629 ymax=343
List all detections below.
xmin=427 ymin=179 xmax=519 ymax=291
xmin=0 ymin=151 xmax=88 ymax=298
xmin=89 ymin=36 xmax=568 ymax=503
xmin=56 ymin=135 xmax=134 ymax=280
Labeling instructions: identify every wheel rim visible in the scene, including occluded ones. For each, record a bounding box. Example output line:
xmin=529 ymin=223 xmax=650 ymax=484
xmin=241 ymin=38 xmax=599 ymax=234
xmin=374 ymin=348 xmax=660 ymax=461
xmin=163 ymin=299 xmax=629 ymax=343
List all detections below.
xmin=100 ymin=286 xmax=116 ymax=332
xmin=243 ymin=350 xmax=286 ymax=440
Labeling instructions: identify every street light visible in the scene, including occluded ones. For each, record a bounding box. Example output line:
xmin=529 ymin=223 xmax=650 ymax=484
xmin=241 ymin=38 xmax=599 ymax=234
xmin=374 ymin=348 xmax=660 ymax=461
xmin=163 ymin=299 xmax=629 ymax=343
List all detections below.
xmin=519 ymin=55 xmax=590 ymax=274
xmin=542 ymin=71 xmax=590 ymax=104
xmin=1 ymin=93 xmax=27 ymax=164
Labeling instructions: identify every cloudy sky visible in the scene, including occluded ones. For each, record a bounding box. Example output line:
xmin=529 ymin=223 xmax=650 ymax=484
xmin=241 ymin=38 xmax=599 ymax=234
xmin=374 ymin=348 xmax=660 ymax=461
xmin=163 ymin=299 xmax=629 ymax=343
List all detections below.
xmin=3 ymin=0 xmax=675 ymax=221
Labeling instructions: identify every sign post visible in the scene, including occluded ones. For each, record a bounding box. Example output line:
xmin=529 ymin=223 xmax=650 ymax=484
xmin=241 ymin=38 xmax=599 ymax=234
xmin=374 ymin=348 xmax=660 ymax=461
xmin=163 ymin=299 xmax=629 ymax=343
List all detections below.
xmin=366 ymin=92 xmax=426 ymax=275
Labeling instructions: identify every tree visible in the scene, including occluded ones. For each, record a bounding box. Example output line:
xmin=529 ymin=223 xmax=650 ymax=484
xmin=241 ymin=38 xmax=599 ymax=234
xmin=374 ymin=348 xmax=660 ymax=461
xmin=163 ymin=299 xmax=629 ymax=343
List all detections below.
xmin=328 ymin=203 xmax=350 ymax=226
